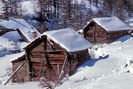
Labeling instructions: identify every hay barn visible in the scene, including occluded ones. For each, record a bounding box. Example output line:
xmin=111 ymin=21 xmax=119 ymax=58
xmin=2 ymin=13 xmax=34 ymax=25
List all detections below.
xmin=81 ymin=16 xmax=131 ymax=44
xmin=11 ymin=28 xmax=92 ymax=84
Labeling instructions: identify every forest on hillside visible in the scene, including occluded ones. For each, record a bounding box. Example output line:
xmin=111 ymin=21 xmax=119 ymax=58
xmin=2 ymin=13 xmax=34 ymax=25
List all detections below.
xmin=1 ymin=0 xmax=133 ymax=31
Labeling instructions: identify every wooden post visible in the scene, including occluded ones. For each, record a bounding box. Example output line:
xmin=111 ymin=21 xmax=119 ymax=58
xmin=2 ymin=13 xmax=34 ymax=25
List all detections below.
xmin=37 ymin=58 xmax=47 ymax=80
xmin=47 ymin=39 xmax=56 ymax=51
xmin=56 ymin=53 xmax=67 ymax=85
xmin=4 ymin=61 xmax=26 ymax=85
xmin=57 ymin=64 xmax=60 ymax=76
xmin=25 ymin=50 xmax=32 ymax=81
xmin=94 ymin=25 xmax=97 ymax=42
xmin=44 ymin=38 xmax=51 ymax=67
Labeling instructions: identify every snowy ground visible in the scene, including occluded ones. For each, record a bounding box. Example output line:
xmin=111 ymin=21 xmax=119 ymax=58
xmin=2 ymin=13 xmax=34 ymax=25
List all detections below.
xmin=0 ymin=52 xmax=25 ymax=83
xmin=0 ymin=82 xmax=41 ymax=89
xmin=0 ymin=35 xmax=133 ymax=89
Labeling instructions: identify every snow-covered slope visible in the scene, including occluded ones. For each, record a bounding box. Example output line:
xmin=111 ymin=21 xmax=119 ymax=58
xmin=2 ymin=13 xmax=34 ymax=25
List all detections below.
xmin=56 ymin=35 xmax=133 ymax=89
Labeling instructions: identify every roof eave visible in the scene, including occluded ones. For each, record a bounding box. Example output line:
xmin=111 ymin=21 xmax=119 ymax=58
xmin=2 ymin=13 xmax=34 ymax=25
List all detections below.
xmin=107 ymin=29 xmax=131 ymax=33
xmin=11 ymin=54 xmax=26 ymax=63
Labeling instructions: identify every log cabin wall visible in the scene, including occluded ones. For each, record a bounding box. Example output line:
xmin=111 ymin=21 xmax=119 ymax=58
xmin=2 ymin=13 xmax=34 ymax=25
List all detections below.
xmin=68 ymin=49 xmax=91 ymax=75
xmin=28 ymin=42 xmax=46 ymax=81
xmin=84 ymin=22 xmax=129 ymax=44
xmin=25 ymin=36 xmax=91 ymax=83
xmin=85 ymin=23 xmax=108 ymax=44
xmin=107 ymin=31 xmax=128 ymax=43
xmin=12 ymin=60 xmax=29 ymax=83
xmin=26 ymin=37 xmax=70 ymax=82
xmin=70 ymin=49 xmax=90 ymax=65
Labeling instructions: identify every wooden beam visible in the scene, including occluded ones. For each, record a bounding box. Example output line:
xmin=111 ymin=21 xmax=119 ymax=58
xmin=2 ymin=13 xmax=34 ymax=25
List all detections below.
xmin=25 ymin=50 xmax=32 ymax=80
xmin=57 ymin=64 xmax=60 ymax=76
xmin=37 ymin=59 xmax=47 ymax=80
xmin=56 ymin=53 xmax=68 ymax=85
xmin=44 ymin=38 xmax=51 ymax=67
xmin=47 ymin=38 xmax=56 ymax=51
xmin=94 ymin=24 xmax=97 ymax=42
xmin=47 ymin=50 xmax=65 ymax=54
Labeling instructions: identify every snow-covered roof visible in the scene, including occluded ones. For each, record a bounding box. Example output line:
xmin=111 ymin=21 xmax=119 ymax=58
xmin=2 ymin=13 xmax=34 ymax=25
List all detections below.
xmin=43 ymin=28 xmax=92 ymax=52
xmin=1 ymin=31 xmax=22 ymax=42
xmin=91 ymin=16 xmax=131 ymax=32
xmin=0 ymin=25 xmax=14 ymax=31
xmin=0 ymin=17 xmax=41 ymax=42
xmin=125 ymin=17 xmax=133 ymax=29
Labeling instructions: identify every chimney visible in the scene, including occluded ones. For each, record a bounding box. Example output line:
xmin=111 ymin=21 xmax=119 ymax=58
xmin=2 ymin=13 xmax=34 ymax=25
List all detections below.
xmin=31 ymin=31 xmax=37 ymax=38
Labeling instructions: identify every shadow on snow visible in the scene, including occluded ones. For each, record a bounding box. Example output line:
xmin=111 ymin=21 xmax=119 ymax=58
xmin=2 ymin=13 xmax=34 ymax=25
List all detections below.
xmin=80 ymin=54 xmax=109 ymax=67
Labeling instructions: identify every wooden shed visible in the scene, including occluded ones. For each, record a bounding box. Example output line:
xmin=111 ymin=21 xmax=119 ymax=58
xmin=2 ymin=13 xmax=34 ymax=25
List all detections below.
xmin=81 ymin=16 xmax=131 ymax=44
xmin=11 ymin=28 xmax=92 ymax=84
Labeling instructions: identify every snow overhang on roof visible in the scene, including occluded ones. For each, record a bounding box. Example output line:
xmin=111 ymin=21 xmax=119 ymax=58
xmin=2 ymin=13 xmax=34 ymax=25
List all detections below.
xmin=43 ymin=28 xmax=92 ymax=52
xmin=87 ymin=16 xmax=131 ymax=32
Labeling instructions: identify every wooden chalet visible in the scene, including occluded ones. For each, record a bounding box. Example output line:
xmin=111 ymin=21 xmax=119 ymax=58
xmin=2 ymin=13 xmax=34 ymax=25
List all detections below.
xmin=81 ymin=16 xmax=131 ymax=44
xmin=11 ymin=28 xmax=92 ymax=84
